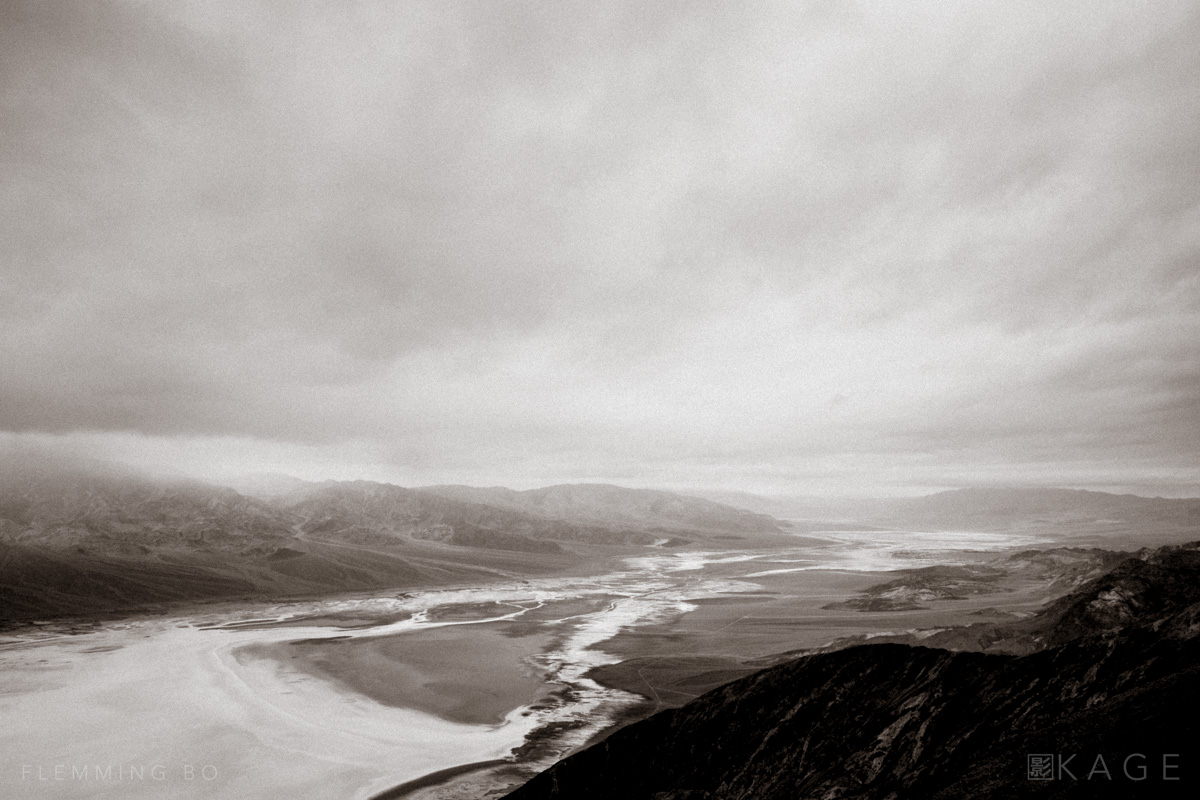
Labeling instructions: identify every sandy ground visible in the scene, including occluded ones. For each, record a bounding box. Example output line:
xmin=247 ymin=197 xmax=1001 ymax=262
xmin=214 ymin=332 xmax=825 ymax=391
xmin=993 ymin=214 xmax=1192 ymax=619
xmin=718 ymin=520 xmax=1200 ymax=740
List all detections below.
xmin=238 ymin=624 xmax=556 ymax=725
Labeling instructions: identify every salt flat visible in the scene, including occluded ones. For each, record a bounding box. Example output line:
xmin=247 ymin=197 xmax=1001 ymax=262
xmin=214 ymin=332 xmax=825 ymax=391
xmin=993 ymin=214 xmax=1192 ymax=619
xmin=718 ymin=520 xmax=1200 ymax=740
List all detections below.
xmin=0 ymin=614 xmax=546 ymax=800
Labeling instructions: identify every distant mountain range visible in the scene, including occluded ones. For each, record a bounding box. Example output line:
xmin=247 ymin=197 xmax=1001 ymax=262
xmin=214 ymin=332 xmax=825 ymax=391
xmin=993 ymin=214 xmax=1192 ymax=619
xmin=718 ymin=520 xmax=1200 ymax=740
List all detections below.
xmin=5 ymin=461 xmax=1197 ymax=623
xmin=503 ymin=540 xmax=1200 ymax=800
xmin=699 ymin=486 xmax=1200 ymax=541
xmin=0 ymin=465 xmax=782 ymax=621
xmin=888 ymin=486 xmax=1200 ymax=533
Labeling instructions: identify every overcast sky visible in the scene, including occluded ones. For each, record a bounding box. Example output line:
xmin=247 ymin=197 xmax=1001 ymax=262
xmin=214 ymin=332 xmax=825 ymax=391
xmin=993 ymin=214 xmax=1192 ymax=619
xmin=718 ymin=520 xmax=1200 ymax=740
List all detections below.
xmin=1 ymin=0 xmax=1198 ymax=496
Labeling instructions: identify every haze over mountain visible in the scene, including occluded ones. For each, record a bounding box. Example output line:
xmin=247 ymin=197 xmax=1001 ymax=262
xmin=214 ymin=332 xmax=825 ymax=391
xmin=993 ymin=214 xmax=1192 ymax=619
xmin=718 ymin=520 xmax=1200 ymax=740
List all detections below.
xmin=227 ymin=472 xmax=315 ymax=500
xmin=418 ymin=483 xmax=780 ymax=536
xmin=702 ymin=486 xmax=1200 ymax=544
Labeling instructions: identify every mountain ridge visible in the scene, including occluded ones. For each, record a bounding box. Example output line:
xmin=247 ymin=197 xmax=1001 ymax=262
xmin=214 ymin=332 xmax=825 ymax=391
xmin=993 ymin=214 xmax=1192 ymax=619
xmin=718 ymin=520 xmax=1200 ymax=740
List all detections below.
xmin=0 ymin=466 xmax=782 ymax=621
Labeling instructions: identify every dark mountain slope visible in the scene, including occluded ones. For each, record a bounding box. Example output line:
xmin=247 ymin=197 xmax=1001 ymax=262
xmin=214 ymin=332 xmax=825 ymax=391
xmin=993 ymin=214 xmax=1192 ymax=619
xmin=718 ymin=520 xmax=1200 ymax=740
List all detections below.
xmin=505 ymin=544 xmax=1200 ymax=800
xmin=0 ymin=543 xmax=259 ymax=618
xmin=1034 ymin=542 xmax=1200 ymax=645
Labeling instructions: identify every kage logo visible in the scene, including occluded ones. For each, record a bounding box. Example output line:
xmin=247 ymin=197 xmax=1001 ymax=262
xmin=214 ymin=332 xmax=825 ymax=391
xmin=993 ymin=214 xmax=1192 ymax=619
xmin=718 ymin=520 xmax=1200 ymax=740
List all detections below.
xmin=1027 ymin=753 xmax=1181 ymax=782
xmin=1027 ymin=754 xmax=1055 ymax=780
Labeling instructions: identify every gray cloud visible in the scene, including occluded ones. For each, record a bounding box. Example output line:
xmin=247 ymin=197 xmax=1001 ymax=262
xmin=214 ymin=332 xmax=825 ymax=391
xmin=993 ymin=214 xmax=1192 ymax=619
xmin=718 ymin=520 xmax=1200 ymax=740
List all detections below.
xmin=1 ymin=0 xmax=1198 ymax=494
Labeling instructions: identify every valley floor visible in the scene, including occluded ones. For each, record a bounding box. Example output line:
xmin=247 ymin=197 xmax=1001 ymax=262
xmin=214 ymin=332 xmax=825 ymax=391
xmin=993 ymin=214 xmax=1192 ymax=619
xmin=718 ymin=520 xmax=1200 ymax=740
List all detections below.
xmin=1 ymin=527 xmax=1088 ymax=800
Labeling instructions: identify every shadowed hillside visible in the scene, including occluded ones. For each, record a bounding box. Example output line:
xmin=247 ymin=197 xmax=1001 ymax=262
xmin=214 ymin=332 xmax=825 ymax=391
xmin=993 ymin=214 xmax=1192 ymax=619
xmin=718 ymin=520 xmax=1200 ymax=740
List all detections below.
xmin=504 ymin=542 xmax=1200 ymax=799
